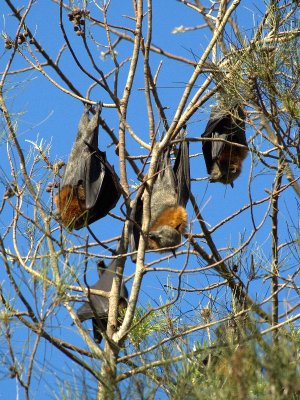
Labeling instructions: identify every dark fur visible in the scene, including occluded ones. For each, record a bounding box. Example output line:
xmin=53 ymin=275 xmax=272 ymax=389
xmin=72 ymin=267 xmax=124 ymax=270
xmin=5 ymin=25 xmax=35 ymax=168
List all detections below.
xmin=129 ymin=139 xmax=190 ymax=260
xmin=202 ymin=107 xmax=248 ymax=186
xmin=77 ymin=258 xmax=128 ymax=344
xmin=54 ymin=104 xmax=121 ymax=229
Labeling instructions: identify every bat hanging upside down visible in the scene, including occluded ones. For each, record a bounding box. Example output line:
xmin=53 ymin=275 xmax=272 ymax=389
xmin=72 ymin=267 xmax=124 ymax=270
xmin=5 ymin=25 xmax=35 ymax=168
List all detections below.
xmin=201 ymin=106 xmax=248 ymax=187
xmin=129 ymin=138 xmax=190 ymax=260
xmin=54 ymin=104 xmax=121 ymax=230
xmin=76 ymin=256 xmax=128 ymax=344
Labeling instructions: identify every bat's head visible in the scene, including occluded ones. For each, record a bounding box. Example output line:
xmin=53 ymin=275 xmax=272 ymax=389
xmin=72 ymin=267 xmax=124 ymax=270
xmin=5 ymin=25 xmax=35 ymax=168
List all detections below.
xmin=148 ymin=225 xmax=182 ymax=251
xmin=209 ymin=160 xmax=242 ymax=186
xmin=209 ymin=141 xmax=248 ymax=186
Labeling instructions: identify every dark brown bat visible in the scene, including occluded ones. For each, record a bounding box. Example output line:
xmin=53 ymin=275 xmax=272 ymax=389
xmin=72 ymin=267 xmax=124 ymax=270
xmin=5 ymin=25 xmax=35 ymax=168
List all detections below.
xmin=201 ymin=107 xmax=248 ymax=187
xmin=76 ymin=258 xmax=128 ymax=344
xmin=129 ymin=139 xmax=190 ymax=261
xmin=54 ymin=104 xmax=121 ymax=229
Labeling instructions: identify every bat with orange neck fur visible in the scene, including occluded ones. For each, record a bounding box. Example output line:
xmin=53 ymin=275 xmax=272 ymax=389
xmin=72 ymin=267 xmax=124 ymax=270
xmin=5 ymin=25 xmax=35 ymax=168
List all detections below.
xmin=54 ymin=104 xmax=121 ymax=229
xmin=129 ymin=138 xmax=190 ymax=261
xmin=201 ymin=107 xmax=248 ymax=187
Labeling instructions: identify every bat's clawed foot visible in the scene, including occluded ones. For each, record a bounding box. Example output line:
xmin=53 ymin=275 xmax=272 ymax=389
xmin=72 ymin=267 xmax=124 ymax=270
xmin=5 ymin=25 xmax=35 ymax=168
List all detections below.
xmin=89 ymin=102 xmax=102 ymax=116
xmin=94 ymin=102 xmax=102 ymax=116
xmin=83 ymin=103 xmax=93 ymax=114
xmin=83 ymin=102 xmax=102 ymax=116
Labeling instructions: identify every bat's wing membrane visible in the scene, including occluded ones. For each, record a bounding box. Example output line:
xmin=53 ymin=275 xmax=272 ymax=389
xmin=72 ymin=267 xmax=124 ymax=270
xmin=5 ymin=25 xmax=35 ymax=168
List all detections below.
xmin=159 ymin=149 xmax=177 ymax=194
xmin=202 ymin=116 xmax=226 ymax=172
xmin=76 ymin=258 xmax=128 ymax=343
xmin=74 ymin=129 xmax=121 ymax=229
xmin=201 ymin=107 xmax=247 ymax=174
xmin=77 ymin=297 xmax=109 ymax=344
xmin=173 ymin=138 xmax=190 ymax=207
xmin=129 ymin=192 xmax=144 ymax=263
xmin=84 ymin=147 xmax=121 ymax=227
xmin=129 ymin=149 xmax=173 ymax=262
xmin=129 ymin=138 xmax=190 ymax=260
xmin=77 ymin=284 xmax=109 ymax=322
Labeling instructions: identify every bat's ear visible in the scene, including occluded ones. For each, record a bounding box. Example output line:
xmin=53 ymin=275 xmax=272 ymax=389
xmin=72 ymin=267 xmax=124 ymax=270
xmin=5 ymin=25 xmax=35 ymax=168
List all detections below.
xmin=95 ymin=102 xmax=102 ymax=114
xmin=230 ymin=182 xmax=234 ymax=188
xmin=171 ymin=249 xmax=177 ymax=258
xmin=83 ymin=103 xmax=91 ymax=113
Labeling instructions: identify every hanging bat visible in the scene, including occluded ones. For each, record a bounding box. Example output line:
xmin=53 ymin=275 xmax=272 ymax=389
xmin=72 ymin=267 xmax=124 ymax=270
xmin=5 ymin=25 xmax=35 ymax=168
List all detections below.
xmin=76 ymin=257 xmax=128 ymax=344
xmin=129 ymin=139 xmax=190 ymax=261
xmin=54 ymin=104 xmax=121 ymax=229
xmin=201 ymin=107 xmax=248 ymax=187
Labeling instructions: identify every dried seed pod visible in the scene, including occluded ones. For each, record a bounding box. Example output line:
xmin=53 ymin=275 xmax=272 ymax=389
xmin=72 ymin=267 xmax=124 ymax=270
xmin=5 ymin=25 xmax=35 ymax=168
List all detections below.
xmin=5 ymin=40 xmax=13 ymax=49
xmin=201 ymin=308 xmax=212 ymax=320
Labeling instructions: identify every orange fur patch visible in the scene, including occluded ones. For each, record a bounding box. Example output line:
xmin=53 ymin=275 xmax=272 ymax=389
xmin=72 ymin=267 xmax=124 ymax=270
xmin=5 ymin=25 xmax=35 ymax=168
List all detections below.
xmin=54 ymin=185 xmax=86 ymax=228
xmin=219 ymin=146 xmax=248 ymax=168
xmin=148 ymin=206 xmax=187 ymax=250
xmin=148 ymin=239 xmax=160 ymax=250
xmin=150 ymin=206 xmax=187 ymax=233
xmin=148 ymin=238 xmax=160 ymax=250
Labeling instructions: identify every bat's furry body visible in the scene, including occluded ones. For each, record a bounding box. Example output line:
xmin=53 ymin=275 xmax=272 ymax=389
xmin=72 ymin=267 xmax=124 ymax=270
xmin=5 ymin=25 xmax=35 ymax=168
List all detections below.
xmin=129 ymin=140 xmax=190 ymax=259
xmin=147 ymin=157 xmax=188 ymax=249
xmin=77 ymin=258 xmax=128 ymax=344
xmin=55 ymin=104 xmax=121 ymax=229
xmin=54 ymin=185 xmax=86 ymax=228
xmin=202 ymin=107 xmax=248 ymax=186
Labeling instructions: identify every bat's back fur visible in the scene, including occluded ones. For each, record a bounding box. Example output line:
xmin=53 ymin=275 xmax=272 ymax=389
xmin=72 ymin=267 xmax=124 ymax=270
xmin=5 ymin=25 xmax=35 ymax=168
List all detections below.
xmin=62 ymin=107 xmax=99 ymax=187
xmin=147 ymin=156 xmax=188 ymax=251
xmin=54 ymin=105 xmax=100 ymax=228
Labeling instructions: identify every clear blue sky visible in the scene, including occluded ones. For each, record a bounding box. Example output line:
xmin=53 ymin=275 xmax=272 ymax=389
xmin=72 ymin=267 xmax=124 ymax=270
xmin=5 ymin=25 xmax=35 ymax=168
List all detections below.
xmin=1 ymin=1 xmax=298 ymax=398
